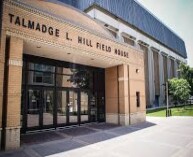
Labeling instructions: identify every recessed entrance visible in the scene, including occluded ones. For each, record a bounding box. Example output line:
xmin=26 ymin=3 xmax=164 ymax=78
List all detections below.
xmin=21 ymin=55 xmax=105 ymax=133
xmin=25 ymin=88 xmax=91 ymax=130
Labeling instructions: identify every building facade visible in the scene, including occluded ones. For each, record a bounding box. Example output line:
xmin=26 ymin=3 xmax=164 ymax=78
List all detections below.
xmin=0 ymin=0 xmax=188 ymax=151
xmin=0 ymin=0 xmax=147 ymax=150
xmin=58 ymin=0 xmax=187 ymax=108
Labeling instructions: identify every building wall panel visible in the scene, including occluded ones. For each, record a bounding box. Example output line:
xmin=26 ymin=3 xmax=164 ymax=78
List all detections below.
xmin=59 ymin=0 xmax=187 ymax=58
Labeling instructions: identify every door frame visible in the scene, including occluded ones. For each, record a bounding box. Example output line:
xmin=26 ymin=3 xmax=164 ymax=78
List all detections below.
xmin=22 ymin=86 xmax=55 ymax=132
xmin=56 ymin=88 xmax=91 ymax=127
xmin=22 ymin=85 xmax=95 ymax=133
xmin=66 ymin=89 xmax=80 ymax=126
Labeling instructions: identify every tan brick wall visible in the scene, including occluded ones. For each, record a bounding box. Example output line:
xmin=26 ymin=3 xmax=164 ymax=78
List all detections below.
xmin=0 ymin=0 xmax=145 ymax=136
xmin=105 ymin=66 xmax=118 ymax=114
xmin=128 ymin=63 xmax=146 ymax=117
xmin=0 ymin=30 xmax=6 ymax=129
xmin=106 ymin=63 xmax=146 ymax=125
xmin=2 ymin=0 xmax=143 ymax=66
xmin=5 ymin=36 xmax=23 ymax=150
xmin=6 ymin=37 xmax=23 ymax=127
xmin=118 ymin=65 xmax=129 ymax=115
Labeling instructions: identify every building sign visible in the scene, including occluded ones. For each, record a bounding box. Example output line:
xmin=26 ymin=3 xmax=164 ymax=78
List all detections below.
xmin=8 ymin=13 xmax=129 ymax=58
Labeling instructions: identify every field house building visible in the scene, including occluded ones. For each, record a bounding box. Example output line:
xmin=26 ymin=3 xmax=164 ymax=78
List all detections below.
xmin=0 ymin=0 xmax=187 ymax=150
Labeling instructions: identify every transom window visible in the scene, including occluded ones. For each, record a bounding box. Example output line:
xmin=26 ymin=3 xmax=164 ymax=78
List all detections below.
xmin=123 ymin=36 xmax=135 ymax=46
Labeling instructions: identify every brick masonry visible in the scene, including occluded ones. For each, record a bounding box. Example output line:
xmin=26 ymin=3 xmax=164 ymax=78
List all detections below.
xmin=0 ymin=0 xmax=146 ymax=150
xmin=4 ymin=36 xmax=23 ymax=150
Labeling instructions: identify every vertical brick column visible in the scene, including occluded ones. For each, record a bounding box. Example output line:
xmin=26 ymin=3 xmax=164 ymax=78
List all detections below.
xmin=105 ymin=65 xmax=130 ymax=126
xmin=0 ymin=31 xmax=6 ymax=150
xmin=118 ymin=64 xmax=130 ymax=125
xmin=129 ymin=64 xmax=146 ymax=124
xmin=4 ymin=36 xmax=23 ymax=150
xmin=105 ymin=66 xmax=119 ymax=124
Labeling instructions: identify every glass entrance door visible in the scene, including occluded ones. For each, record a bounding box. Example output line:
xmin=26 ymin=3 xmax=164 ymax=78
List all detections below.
xmin=57 ymin=90 xmax=67 ymax=126
xmin=67 ymin=90 xmax=79 ymax=125
xmin=22 ymin=56 xmax=106 ymax=133
xmin=27 ymin=89 xmax=41 ymax=128
xmin=80 ymin=91 xmax=89 ymax=123
xmin=24 ymin=88 xmax=99 ymax=132
xmin=43 ymin=90 xmax=54 ymax=126
xmin=26 ymin=88 xmax=54 ymax=130
xmin=57 ymin=90 xmax=89 ymax=126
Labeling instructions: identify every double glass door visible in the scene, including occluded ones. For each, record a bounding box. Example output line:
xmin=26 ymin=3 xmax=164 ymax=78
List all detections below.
xmin=23 ymin=88 xmax=90 ymax=132
xmin=26 ymin=88 xmax=54 ymax=130
xmin=56 ymin=90 xmax=89 ymax=126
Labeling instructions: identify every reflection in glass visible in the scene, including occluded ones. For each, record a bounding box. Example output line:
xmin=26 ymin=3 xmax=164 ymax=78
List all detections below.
xmin=27 ymin=63 xmax=55 ymax=85
xmin=81 ymin=92 xmax=89 ymax=123
xmin=90 ymin=94 xmax=97 ymax=122
xmin=43 ymin=90 xmax=54 ymax=126
xmin=27 ymin=71 xmax=54 ymax=85
xmin=68 ymin=69 xmax=90 ymax=89
xmin=56 ymin=67 xmax=73 ymax=75
xmin=22 ymin=58 xmax=106 ymax=130
xmin=56 ymin=67 xmax=91 ymax=89
xmin=97 ymin=94 xmax=105 ymax=122
xmin=28 ymin=63 xmax=55 ymax=72
xmin=27 ymin=89 xmax=40 ymax=127
xmin=56 ymin=75 xmax=76 ymax=88
xmin=57 ymin=91 xmax=67 ymax=124
xmin=69 ymin=91 xmax=78 ymax=123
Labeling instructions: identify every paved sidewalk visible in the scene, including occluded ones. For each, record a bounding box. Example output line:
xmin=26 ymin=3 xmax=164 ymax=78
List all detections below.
xmin=0 ymin=117 xmax=193 ymax=157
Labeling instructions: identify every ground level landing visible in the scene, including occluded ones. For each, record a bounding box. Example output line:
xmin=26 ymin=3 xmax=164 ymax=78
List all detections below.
xmin=0 ymin=117 xmax=193 ymax=157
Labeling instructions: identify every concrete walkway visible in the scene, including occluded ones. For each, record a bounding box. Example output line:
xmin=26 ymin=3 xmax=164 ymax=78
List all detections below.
xmin=0 ymin=117 xmax=193 ymax=157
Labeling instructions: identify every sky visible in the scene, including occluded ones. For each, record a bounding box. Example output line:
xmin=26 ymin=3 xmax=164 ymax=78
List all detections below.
xmin=137 ymin=0 xmax=193 ymax=67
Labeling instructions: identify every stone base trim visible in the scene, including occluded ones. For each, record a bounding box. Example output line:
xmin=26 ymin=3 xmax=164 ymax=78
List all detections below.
xmin=119 ymin=114 xmax=130 ymax=126
xmin=5 ymin=126 xmax=21 ymax=130
xmin=106 ymin=113 xmax=118 ymax=124
xmin=130 ymin=111 xmax=146 ymax=125
xmin=106 ymin=113 xmax=130 ymax=126
xmin=5 ymin=127 xmax=21 ymax=150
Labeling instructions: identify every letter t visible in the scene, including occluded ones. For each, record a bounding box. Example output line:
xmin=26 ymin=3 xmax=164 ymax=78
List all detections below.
xmin=9 ymin=13 xmax=14 ymax=23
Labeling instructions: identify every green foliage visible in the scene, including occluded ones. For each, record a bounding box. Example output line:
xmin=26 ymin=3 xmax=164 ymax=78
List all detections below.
xmin=69 ymin=68 xmax=90 ymax=89
xmin=147 ymin=105 xmax=193 ymax=117
xmin=179 ymin=63 xmax=193 ymax=95
xmin=168 ymin=78 xmax=190 ymax=104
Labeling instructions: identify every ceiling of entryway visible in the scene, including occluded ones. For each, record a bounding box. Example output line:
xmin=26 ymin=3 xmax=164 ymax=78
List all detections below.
xmin=23 ymin=40 xmax=123 ymax=68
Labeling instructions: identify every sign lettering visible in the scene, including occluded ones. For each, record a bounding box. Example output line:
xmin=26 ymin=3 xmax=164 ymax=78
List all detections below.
xmin=8 ymin=13 xmax=129 ymax=58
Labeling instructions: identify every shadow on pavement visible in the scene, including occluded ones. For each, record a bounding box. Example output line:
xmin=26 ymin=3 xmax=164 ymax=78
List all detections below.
xmin=0 ymin=122 xmax=156 ymax=157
